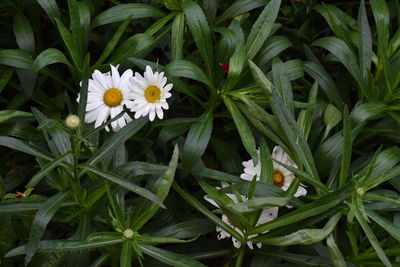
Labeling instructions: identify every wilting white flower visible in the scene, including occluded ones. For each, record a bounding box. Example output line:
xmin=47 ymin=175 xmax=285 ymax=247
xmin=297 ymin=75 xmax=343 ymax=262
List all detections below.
xmin=77 ymin=65 xmax=134 ymax=132
xmin=205 ymin=182 xmax=278 ymax=249
xmin=240 ymin=146 xmax=307 ymax=197
xmin=129 ymin=65 xmax=172 ymax=121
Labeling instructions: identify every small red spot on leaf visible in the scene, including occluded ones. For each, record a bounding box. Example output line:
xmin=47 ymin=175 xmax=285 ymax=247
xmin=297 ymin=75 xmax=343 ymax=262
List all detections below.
xmin=219 ymin=63 xmax=229 ymax=73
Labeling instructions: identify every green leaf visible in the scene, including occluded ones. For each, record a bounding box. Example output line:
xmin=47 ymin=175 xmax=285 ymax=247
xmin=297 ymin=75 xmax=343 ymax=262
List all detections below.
xmin=111 ymin=33 xmax=155 ymax=64
xmin=78 ymin=55 xmax=89 ymax=129
xmin=303 ymin=61 xmax=342 ymax=108
xmin=81 ymin=165 xmax=165 ymax=208
xmin=165 ymin=60 xmax=213 ymax=89
xmin=95 ymin=17 xmax=132 ymax=66
xmin=323 ymin=104 xmax=342 ymax=139
xmin=257 ymin=35 xmax=292 ymax=65
xmin=365 ymin=165 xmax=400 ymax=191
xmin=6 ymin=238 xmax=123 ymax=257
xmin=326 ymin=234 xmax=346 ymax=267
xmin=224 ymin=97 xmax=258 ymax=162
xmin=36 ymin=0 xmax=60 ymax=20
xmin=26 ymin=152 xmax=73 ymax=188
xmin=250 ymin=185 xmax=352 ymax=234
xmin=181 ymin=109 xmax=213 ymax=177
xmin=120 ymin=242 xmax=131 ymax=267
xmin=225 ymin=32 xmax=245 ymax=91
xmin=92 ymin=4 xmax=165 ymax=27
xmin=245 ymin=0 xmax=281 ymax=60
xmin=259 ymin=138 xmax=273 ymax=184
xmin=146 ymin=11 xmax=176 ymax=36
xmin=140 ymin=244 xmax=206 ymax=267
xmin=0 ymin=66 xmax=13 ymax=94
xmin=153 ymin=219 xmax=213 ymax=239
xmin=13 ymin=13 xmax=35 ymax=55
xmin=269 ymin=91 xmax=320 ymax=181
xmin=0 ymin=110 xmax=32 ymax=123
xmin=339 ymin=106 xmax=351 ymax=188
xmin=365 ymin=209 xmax=400 ymax=242
xmin=54 ymin=17 xmax=82 ymax=69
xmin=358 ymin=0 xmax=372 ymax=81
xmin=216 ymin=0 xmax=269 ymax=25
xmin=315 ymin=4 xmax=353 ymax=43
xmin=355 ymin=208 xmax=392 ymax=267
xmin=0 ymin=49 xmax=33 ymax=69
xmin=136 ymin=235 xmax=196 ymax=245
xmin=68 ymin=0 xmax=90 ymax=57
xmin=313 ymin=37 xmax=364 ymax=94
xmin=230 ymin=196 xmax=290 ymax=213
xmin=32 ymin=108 xmax=73 ymax=163
xmin=25 ymin=191 xmax=70 ymax=265
xmin=172 ymin=182 xmax=243 ymax=241
xmin=133 ymin=145 xmax=179 ymax=230
xmin=370 ymin=0 xmax=390 ymax=49
xmin=0 ymin=201 xmax=75 ymax=214
xmin=182 ymin=0 xmax=215 ymax=83
xmin=297 ymin=81 xmax=318 ymax=140
xmin=192 ymin=165 xmax=241 ymax=183
xmin=115 ymin=161 xmax=167 ymax=176
xmin=248 ymin=60 xmax=273 ymax=94
xmin=272 ymin=58 xmax=294 ymax=115
xmin=86 ymin=117 xmax=147 ymax=167
xmin=253 ymin=213 xmax=341 ymax=245
xmin=0 ymin=136 xmax=61 ymax=163
xmin=171 ymin=12 xmax=185 ymax=60
xmin=32 ymin=48 xmax=71 ymax=72
xmin=350 ymin=102 xmax=386 ymax=124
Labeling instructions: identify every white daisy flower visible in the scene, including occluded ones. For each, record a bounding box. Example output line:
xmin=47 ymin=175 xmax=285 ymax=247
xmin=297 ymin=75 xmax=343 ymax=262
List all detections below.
xmin=77 ymin=65 xmax=134 ymax=132
xmin=240 ymin=146 xmax=307 ymax=197
xmin=204 ymin=182 xmax=278 ymax=249
xmin=129 ymin=65 xmax=173 ymax=121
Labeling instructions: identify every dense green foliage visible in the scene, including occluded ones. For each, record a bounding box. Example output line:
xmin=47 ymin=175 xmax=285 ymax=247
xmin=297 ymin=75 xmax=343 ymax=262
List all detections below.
xmin=1 ymin=0 xmax=400 ymax=266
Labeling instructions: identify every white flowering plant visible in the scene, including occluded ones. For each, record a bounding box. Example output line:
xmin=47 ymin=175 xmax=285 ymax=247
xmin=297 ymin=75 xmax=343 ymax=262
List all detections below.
xmin=1 ymin=0 xmax=400 ymax=266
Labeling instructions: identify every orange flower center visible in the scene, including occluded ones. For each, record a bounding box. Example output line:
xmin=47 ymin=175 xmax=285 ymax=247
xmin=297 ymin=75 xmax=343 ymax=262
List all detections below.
xmin=273 ymin=170 xmax=285 ymax=187
xmin=144 ymin=86 xmax=161 ymax=103
xmin=103 ymin=88 xmax=123 ymax=107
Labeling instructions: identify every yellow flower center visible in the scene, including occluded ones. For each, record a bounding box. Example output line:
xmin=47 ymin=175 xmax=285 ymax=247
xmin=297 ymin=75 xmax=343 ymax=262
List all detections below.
xmin=144 ymin=86 xmax=161 ymax=103
xmin=103 ymin=88 xmax=123 ymax=107
xmin=273 ymin=170 xmax=285 ymax=187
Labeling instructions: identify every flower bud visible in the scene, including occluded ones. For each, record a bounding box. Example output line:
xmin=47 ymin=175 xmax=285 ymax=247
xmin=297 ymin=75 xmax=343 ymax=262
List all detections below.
xmin=65 ymin=114 xmax=80 ymax=130
xmin=123 ymin=229 xmax=134 ymax=239
xmin=356 ymin=187 xmax=365 ymax=196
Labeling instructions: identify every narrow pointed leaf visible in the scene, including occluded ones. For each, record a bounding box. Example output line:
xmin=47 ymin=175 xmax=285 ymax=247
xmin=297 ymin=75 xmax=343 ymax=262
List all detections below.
xmin=224 ymin=97 xmax=258 ymax=162
xmin=182 ymin=0 xmax=214 ymax=83
xmin=86 ymin=117 xmax=147 ymax=166
xmin=133 ymin=145 xmax=179 ymax=230
xmin=25 ymin=191 xmax=70 ymax=265
xmin=181 ymin=109 xmax=213 ymax=177
xmin=27 ymin=152 xmax=73 ymax=188
xmin=245 ymin=0 xmax=281 ymax=60
xmin=140 ymin=244 xmax=206 ymax=267
xmin=253 ymin=213 xmax=341 ymax=245
xmin=92 ymin=4 xmax=165 ymax=27
xmin=13 ymin=13 xmax=35 ymax=55
xmin=172 ymin=12 xmax=185 ymax=60
xmin=81 ymin=165 xmax=165 ymax=208
xmin=32 ymin=48 xmax=71 ymax=71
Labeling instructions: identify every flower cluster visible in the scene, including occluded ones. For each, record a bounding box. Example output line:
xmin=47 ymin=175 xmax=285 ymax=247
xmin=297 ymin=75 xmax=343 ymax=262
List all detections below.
xmin=78 ymin=65 xmax=173 ymax=132
xmin=205 ymin=146 xmax=307 ymax=249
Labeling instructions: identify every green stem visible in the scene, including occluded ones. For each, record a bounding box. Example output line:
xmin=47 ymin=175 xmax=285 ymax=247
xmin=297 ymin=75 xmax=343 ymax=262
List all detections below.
xmin=71 ymin=134 xmax=84 ymax=206
xmin=234 ymin=247 xmax=246 ymax=267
